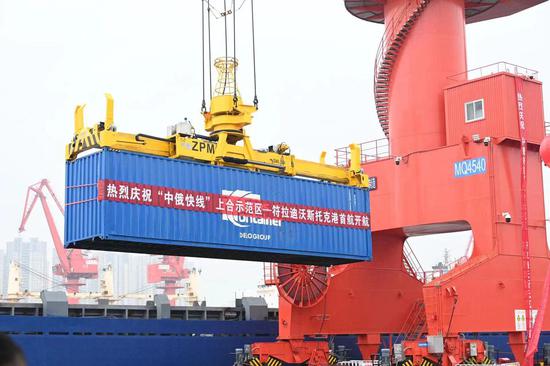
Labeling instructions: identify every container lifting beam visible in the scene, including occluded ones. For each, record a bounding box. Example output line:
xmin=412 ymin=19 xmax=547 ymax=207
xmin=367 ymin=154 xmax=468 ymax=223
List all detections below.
xmin=65 ymin=60 xmax=369 ymax=190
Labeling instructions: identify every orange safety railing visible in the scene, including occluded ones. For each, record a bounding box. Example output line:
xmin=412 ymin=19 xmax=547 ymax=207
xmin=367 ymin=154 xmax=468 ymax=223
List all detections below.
xmin=448 ymin=62 xmax=539 ymax=82
xmin=403 ymin=240 xmax=426 ymax=283
xmin=335 ymin=138 xmax=390 ymax=167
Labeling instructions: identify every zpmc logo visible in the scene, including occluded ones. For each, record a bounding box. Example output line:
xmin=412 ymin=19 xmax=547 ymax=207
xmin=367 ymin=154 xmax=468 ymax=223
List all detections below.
xmin=221 ymin=190 xmax=281 ymax=228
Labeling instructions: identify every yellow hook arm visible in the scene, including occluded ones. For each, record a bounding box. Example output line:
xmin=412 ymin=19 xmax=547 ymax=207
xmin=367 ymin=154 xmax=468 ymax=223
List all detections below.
xmin=349 ymin=143 xmax=361 ymax=173
xmin=320 ymin=151 xmax=327 ymax=164
xmin=74 ymin=104 xmax=85 ymax=134
xmin=105 ymin=93 xmax=114 ymax=130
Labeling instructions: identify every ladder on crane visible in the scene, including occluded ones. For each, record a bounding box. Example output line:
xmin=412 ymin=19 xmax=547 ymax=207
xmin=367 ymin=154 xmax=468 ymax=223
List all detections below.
xmin=395 ymin=299 xmax=427 ymax=345
xmin=374 ymin=0 xmax=431 ymax=137
xmin=403 ymin=240 xmax=426 ymax=283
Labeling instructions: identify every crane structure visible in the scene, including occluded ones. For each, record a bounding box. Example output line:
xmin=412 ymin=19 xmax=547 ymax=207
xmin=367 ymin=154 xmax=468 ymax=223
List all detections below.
xmin=62 ymin=1 xmax=550 ymax=365
xmin=19 ymin=179 xmax=98 ymax=302
xmin=250 ymin=1 xmax=550 ymax=365
xmin=147 ymin=255 xmax=192 ymax=305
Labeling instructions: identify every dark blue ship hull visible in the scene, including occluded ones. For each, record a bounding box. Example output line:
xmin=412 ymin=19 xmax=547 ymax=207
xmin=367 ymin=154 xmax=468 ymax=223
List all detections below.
xmin=5 ymin=316 xmax=279 ymax=365
xmin=3 ymin=315 xmax=550 ymax=365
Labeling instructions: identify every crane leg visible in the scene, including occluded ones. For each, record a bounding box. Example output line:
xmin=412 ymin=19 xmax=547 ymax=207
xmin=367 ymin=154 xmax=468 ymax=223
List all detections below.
xmin=252 ymin=339 xmax=333 ymax=365
xmin=508 ymin=332 xmax=527 ymax=365
xmin=357 ymin=334 xmax=381 ymax=360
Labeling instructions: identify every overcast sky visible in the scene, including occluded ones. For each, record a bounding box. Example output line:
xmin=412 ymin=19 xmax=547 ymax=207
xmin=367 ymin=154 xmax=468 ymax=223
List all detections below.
xmin=0 ymin=1 xmax=549 ymax=306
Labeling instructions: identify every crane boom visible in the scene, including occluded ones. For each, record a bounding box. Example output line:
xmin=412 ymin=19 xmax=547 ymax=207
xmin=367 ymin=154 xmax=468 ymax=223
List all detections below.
xmin=19 ymin=179 xmax=70 ymax=273
xmin=18 ymin=179 xmax=98 ymax=294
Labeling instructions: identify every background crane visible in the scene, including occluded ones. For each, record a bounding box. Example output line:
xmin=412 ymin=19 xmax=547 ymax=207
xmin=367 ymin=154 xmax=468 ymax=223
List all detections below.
xmin=147 ymin=255 xmax=191 ymax=305
xmin=18 ymin=179 xmax=98 ymax=302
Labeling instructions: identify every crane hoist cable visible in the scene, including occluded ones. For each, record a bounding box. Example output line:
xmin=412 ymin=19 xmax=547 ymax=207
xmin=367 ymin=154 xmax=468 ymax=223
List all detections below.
xmin=201 ymin=0 xmax=214 ymax=112
xmin=207 ymin=1 xmax=213 ymax=100
xmin=206 ymin=0 xmax=246 ymax=19
xmin=200 ymin=0 xmax=258 ymax=109
xmin=251 ymin=0 xmax=258 ymax=108
xmin=232 ymin=0 xmax=238 ymax=107
xmin=201 ymin=0 xmax=206 ymax=112
xmin=223 ymin=0 xmax=229 ymax=95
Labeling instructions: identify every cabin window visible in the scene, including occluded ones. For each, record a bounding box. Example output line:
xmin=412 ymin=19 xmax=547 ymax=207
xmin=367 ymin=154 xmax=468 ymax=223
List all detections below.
xmin=465 ymin=99 xmax=485 ymax=123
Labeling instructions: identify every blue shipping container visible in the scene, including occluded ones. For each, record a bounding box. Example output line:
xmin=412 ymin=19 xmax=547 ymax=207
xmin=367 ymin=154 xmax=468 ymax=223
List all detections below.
xmin=65 ymin=149 xmax=372 ymax=265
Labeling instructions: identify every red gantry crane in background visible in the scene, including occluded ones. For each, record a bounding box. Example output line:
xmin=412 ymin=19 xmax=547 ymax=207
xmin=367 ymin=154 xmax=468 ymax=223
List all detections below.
xmin=18 ymin=179 xmax=98 ymax=301
xmin=147 ymin=255 xmax=190 ymax=305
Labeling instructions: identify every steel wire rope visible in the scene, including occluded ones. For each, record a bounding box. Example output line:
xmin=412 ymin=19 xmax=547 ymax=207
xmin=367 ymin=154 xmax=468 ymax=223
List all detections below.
xmin=250 ymin=0 xmax=258 ymax=108
xmin=43 ymin=282 xmax=66 ymax=291
xmin=207 ymin=0 xmax=213 ymax=100
xmin=445 ymin=296 xmax=458 ymax=338
xmin=201 ymin=0 xmax=207 ymax=112
xmin=205 ymin=0 xmax=246 ymax=19
xmin=13 ymin=260 xmax=64 ymax=286
xmin=222 ymin=0 xmax=229 ymax=95
xmin=117 ymin=284 xmax=158 ymax=301
xmin=232 ymin=0 xmax=238 ymax=106
xmin=439 ymin=296 xmax=459 ymax=365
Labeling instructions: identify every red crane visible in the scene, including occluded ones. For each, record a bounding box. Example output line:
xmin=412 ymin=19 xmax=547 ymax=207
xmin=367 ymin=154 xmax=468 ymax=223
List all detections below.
xmin=251 ymin=1 xmax=550 ymax=365
xmin=18 ymin=179 xmax=98 ymax=299
xmin=147 ymin=255 xmax=189 ymax=305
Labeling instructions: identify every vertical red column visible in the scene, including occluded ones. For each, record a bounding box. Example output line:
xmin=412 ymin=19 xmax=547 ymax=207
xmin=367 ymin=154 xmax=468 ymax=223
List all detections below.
xmin=515 ymin=77 xmax=534 ymax=366
xmin=384 ymin=0 xmax=467 ymax=156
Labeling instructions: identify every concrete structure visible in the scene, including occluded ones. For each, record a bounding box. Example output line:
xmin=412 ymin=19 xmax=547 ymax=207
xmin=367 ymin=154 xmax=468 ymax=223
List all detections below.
xmin=241 ymin=297 xmax=268 ymax=321
xmin=154 ymin=294 xmax=171 ymax=319
xmin=40 ymin=290 xmax=68 ymax=317
xmin=3 ymin=237 xmax=50 ymax=294
xmin=0 ymin=249 xmax=4 ymax=296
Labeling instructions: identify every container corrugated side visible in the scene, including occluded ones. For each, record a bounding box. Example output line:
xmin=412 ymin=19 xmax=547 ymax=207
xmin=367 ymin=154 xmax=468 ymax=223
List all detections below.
xmin=65 ymin=149 xmax=372 ymax=265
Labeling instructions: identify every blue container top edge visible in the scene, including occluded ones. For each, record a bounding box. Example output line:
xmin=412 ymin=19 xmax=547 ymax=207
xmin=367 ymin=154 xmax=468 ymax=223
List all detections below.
xmin=67 ymin=148 xmax=368 ymax=193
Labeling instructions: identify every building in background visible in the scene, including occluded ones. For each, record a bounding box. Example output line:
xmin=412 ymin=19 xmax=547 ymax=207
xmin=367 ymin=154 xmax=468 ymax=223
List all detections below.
xmin=96 ymin=252 xmax=155 ymax=304
xmin=0 ymin=249 xmax=4 ymax=295
xmin=127 ymin=253 xmax=154 ymax=294
xmin=96 ymin=251 xmax=129 ymax=296
xmin=2 ymin=238 xmax=50 ymax=295
xmin=1 ymin=241 xmax=196 ymax=304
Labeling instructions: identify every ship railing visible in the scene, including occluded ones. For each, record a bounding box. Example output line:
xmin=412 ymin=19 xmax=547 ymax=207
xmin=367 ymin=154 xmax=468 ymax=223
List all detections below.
xmin=423 ymin=255 xmax=469 ymax=283
xmin=335 ymin=138 xmax=390 ymax=167
xmin=448 ymin=62 xmax=538 ymax=82
xmin=338 ymin=361 xmax=379 ymax=366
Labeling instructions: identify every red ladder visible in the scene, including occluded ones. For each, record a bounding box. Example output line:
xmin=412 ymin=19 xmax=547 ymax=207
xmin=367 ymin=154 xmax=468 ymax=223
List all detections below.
xmin=395 ymin=299 xmax=427 ymax=345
